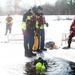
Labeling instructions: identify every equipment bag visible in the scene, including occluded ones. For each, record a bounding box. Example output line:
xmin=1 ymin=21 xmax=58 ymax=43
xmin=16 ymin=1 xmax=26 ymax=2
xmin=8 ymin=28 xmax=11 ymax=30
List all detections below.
xmin=32 ymin=34 xmax=39 ymax=51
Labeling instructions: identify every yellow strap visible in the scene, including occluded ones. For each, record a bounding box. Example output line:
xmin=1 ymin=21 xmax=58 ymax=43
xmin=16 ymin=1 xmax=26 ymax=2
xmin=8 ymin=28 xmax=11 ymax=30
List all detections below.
xmin=26 ymin=16 xmax=31 ymax=20
xmin=5 ymin=20 xmax=13 ymax=23
xmin=5 ymin=20 xmax=7 ymax=23
xmin=10 ymin=20 xmax=14 ymax=23
xmin=40 ymin=25 xmax=44 ymax=29
xmin=36 ymin=21 xmax=39 ymax=28
xmin=32 ymin=36 xmax=38 ymax=50
xmin=26 ymin=15 xmax=33 ymax=20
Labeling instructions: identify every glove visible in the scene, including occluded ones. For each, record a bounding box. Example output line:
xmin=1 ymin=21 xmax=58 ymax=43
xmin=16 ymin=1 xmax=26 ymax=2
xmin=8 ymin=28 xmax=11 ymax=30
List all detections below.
xmin=46 ymin=23 xmax=49 ymax=27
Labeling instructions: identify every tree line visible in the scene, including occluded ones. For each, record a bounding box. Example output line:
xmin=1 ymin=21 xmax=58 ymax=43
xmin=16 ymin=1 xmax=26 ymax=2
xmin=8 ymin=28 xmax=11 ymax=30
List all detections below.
xmin=0 ymin=0 xmax=75 ymax=15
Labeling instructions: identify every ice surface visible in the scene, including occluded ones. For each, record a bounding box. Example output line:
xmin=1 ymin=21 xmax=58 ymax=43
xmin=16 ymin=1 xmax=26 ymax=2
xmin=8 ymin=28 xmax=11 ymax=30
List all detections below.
xmin=0 ymin=15 xmax=75 ymax=75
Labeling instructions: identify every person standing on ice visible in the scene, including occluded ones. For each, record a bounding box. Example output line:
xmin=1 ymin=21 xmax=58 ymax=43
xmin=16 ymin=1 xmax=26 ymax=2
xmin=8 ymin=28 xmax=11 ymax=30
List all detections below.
xmin=5 ymin=14 xmax=13 ymax=35
xmin=66 ymin=20 xmax=75 ymax=49
xmin=22 ymin=10 xmax=29 ymax=35
xmin=22 ymin=8 xmax=37 ymax=57
xmin=35 ymin=6 xmax=48 ymax=52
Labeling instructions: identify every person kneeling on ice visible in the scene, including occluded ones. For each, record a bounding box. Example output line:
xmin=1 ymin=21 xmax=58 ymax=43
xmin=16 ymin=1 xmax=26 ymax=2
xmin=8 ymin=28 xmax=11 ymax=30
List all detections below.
xmin=34 ymin=57 xmax=47 ymax=73
xmin=64 ymin=20 xmax=75 ymax=49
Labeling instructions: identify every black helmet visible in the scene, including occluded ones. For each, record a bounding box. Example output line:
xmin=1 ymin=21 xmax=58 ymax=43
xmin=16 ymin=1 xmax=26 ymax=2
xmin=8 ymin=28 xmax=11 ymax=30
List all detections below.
xmin=32 ymin=6 xmax=37 ymax=13
xmin=37 ymin=6 xmax=43 ymax=10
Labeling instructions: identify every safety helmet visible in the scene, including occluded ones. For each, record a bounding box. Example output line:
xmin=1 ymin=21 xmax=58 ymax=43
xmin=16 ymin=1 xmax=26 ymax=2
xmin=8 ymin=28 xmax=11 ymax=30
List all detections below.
xmin=32 ymin=6 xmax=37 ymax=13
xmin=41 ymin=65 xmax=46 ymax=72
xmin=36 ymin=62 xmax=46 ymax=73
xmin=36 ymin=62 xmax=42 ymax=73
xmin=37 ymin=6 xmax=43 ymax=10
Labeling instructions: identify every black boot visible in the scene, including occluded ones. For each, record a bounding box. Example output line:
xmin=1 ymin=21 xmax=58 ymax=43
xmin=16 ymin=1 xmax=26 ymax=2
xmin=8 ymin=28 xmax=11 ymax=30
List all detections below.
xmin=66 ymin=46 xmax=70 ymax=49
xmin=24 ymin=46 xmax=32 ymax=57
xmin=62 ymin=44 xmax=70 ymax=49
xmin=24 ymin=46 xmax=28 ymax=56
xmin=67 ymin=43 xmax=70 ymax=49
xmin=32 ymin=52 xmax=36 ymax=56
xmin=37 ymin=49 xmax=42 ymax=53
xmin=25 ymin=50 xmax=32 ymax=57
xmin=41 ymin=48 xmax=47 ymax=51
xmin=5 ymin=33 xmax=7 ymax=35
xmin=26 ymin=49 xmax=36 ymax=57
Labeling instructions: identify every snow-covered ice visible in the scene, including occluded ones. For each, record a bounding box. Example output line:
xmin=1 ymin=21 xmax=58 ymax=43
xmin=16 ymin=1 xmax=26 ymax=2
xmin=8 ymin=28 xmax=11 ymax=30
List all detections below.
xmin=0 ymin=15 xmax=75 ymax=75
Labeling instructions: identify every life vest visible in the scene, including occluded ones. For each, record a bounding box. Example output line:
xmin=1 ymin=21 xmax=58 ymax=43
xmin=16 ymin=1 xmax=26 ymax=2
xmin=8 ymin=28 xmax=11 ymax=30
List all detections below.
xmin=22 ymin=22 xmax=26 ymax=30
xmin=22 ymin=13 xmax=28 ymax=31
xmin=26 ymin=15 xmax=36 ymax=30
xmin=6 ymin=16 xmax=13 ymax=23
xmin=36 ymin=13 xmax=45 ymax=29
xmin=37 ymin=15 xmax=45 ymax=26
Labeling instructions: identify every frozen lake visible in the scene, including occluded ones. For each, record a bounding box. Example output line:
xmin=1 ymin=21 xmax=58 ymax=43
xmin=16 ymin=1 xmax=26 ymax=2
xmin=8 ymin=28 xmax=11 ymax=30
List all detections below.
xmin=0 ymin=15 xmax=75 ymax=75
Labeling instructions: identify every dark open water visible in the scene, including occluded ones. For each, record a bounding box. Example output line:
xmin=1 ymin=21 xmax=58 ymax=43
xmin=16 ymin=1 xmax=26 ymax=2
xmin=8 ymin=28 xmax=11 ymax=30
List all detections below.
xmin=24 ymin=58 xmax=75 ymax=75
xmin=2 ymin=57 xmax=75 ymax=75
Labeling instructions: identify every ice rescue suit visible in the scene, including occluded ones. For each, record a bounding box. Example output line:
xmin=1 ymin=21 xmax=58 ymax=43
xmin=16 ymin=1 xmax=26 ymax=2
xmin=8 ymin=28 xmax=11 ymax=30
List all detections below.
xmin=26 ymin=14 xmax=36 ymax=51
xmin=22 ymin=12 xmax=29 ymax=56
xmin=23 ymin=11 xmax=36 ymax=57
xmin=36 ymin=13 xmax=47 ymax=50
xmin=68 ymin=20 xmax=75 ymax=48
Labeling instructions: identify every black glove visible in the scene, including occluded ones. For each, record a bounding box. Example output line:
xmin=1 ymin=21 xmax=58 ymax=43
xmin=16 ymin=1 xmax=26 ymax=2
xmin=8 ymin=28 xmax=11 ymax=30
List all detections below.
xmin=46 ymin=23 xmax=49 ymax=27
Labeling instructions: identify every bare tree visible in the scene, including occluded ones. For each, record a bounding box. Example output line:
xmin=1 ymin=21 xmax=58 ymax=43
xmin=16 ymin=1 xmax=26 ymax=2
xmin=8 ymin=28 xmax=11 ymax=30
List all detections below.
xmin=1 ymin=0 xmax=75 ymax=15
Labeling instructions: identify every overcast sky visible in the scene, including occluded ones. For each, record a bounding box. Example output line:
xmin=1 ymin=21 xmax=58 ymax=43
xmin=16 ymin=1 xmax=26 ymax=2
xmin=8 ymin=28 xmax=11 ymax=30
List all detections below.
xmin=0 ymin=0 xmax=57 ymax=10
xmin=22 ymin=0 xmax=57 ymax=6
xmin=0 ymin=0 xmax=57 ymax=6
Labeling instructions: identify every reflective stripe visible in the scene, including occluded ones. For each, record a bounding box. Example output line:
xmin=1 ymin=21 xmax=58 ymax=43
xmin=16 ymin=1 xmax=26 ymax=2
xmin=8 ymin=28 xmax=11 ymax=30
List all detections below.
xmin=26 ymin=16 xmax=31 ymax=20
xmin=10 ymin=20 xmax=14 ymax=23
xmin=39 ymin=25 xmax=44 ymax=29
xmin=45 ymin=21 xmax=48 ymax=25
xmin=5 ymin=20 xmax=7 ymax=23
xmin=22 ymin=22 xmax=26 ymax=30
xmin=5 ymin=20 xmax=13 ymax=23
xmin=36 ymin=21 xmax=44 ymax=29
xmin=25 ymin=14 xmax=36 ymax=29
xmin=26 ymin=15 xmax=34 ymax=20
xmin=36 ymin=15 xmax=45 ymax=29
xmin=36 ymin=21 xmax=39 ymax=28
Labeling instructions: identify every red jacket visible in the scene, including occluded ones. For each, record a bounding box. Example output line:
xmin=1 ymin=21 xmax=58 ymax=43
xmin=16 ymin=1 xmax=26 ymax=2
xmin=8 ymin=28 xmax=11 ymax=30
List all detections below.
xmin=26 ymin=16 xmax=36 ymax=30
xmin=70 ymin=22 xmax=75 ymax=31
xmin=37 ymin=14 xmax=45 ymax=27
xmin=6 ymin=16 xmax=13 ymax=23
